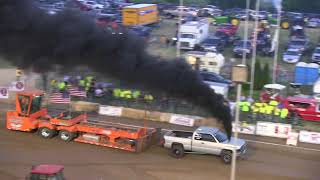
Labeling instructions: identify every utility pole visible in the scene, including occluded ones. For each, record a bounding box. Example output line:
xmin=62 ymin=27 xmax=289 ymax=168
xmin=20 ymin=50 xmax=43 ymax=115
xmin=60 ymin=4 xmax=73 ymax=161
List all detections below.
xmin=272 ymin=5 xmax=282 ymax=83
xmin=249 ymin=0 xmax=260 ymax=98
xmin=230 ymin=2 xmax=250 ymax=180
xmin=176 ymin=0 xmax=183 ymax=57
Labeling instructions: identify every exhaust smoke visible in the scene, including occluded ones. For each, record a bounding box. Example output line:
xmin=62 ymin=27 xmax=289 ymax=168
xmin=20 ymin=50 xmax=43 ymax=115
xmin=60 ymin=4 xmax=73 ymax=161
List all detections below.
xmin=0 ymin=0 xmax=232 ymax=138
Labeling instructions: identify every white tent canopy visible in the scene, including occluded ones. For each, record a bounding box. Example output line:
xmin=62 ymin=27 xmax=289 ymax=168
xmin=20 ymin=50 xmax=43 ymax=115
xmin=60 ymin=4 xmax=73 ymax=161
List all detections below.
xmin=263 ymin=83 xmax=286 ymax=90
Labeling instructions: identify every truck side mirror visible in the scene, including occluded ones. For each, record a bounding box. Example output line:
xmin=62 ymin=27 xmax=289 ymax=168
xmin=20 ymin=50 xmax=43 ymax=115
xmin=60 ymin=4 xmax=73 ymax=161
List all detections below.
xmin=194 ymin=134 xmax=201 ymax=140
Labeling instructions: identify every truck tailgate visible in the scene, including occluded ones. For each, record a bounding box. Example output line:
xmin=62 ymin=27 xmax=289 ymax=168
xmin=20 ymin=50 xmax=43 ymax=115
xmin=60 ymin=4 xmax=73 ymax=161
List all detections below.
xmin=164 ymin=131 xmax=192 ymax=151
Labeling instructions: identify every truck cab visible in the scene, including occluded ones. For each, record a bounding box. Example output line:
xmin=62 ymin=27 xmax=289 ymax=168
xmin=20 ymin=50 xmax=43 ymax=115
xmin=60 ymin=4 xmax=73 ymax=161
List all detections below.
xmin=178 ymin=20 xmax=209 ymax=50
xmin=26 ymin=164 xmax=65 ymax=180
xmin=6 ymin=91 xmax=48 ymax=131
xmin=163 ymin=127 xmax=247 ymax=164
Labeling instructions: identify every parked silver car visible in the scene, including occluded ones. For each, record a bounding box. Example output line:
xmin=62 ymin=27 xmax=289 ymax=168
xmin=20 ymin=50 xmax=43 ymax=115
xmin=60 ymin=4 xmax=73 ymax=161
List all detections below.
xmin=282 ymin=48 xmax=302 ymax=64
xmin=311 ymin=47 xmax=320 ymax=63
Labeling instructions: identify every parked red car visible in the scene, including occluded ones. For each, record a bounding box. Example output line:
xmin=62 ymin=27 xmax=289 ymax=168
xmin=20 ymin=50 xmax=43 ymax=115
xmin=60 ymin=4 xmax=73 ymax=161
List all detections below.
xmin=284 ymin=96 xmax=320 ymax=122
xmin=216 ymin=23 xmax=238 ymax=36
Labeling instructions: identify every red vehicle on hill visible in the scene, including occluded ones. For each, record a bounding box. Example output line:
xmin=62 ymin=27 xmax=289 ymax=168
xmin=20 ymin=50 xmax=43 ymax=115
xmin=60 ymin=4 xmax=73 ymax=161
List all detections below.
xmin=6 ymin=91 xmax=158 ymax=152
xmin=216 ymin=23 xmax=238 ymax=36
xmin=284 ymin=95 xmax=320 ymax=122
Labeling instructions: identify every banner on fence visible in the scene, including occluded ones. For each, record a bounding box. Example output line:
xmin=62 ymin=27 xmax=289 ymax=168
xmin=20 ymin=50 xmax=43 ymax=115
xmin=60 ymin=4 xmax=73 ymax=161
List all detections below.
xmin=286 ymin=132 xmax=299 ymax=146
xmin=9 ymin=81 xmax=25 ymax=91
xmin=256 ymin=122 xmax=291 ymax=138
xmin=99 ymin=106 xmax=123 ymax=117
xmin=299 ymin=130 xmax=320 ymax=144
xmin=232 ymin=122 xmax=256 ymax=135
xmin=169 ymin=115 xmax=195 ymax=127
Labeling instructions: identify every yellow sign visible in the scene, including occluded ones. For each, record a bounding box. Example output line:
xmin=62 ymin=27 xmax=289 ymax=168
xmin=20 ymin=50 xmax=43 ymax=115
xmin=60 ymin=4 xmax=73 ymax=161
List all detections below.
xmin=16 ymin=69 xmax=22 ymax=77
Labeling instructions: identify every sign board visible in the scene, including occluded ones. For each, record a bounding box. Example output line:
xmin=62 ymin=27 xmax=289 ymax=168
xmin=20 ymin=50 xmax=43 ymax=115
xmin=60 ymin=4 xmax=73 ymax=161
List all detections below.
xmin=286 ymin=132 xmax=299 ymax=146
xmin=232 ymin=122 xmax=256 ymax=135
xmin=99 ymin=106 xmax=122 ymax=117
xmin=16 ymin=69 xmax=22 ymax=77
xmin=299 ymin=130 xmax=320 ymax=144
xmin=0 ymin=87 xmax=9 ymax=99
xmin=170 ymin=115 xmax=195 ymax=127
xmin=9 ymin=81 xmax=25 ymax=91
xmin=256 ymin=122 xmax=291 ymax=138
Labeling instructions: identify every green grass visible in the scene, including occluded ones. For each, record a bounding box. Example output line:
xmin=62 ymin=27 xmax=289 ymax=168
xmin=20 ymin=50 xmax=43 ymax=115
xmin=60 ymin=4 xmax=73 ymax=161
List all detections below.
xmin=147 ymin=19 xmax=177 ymax=59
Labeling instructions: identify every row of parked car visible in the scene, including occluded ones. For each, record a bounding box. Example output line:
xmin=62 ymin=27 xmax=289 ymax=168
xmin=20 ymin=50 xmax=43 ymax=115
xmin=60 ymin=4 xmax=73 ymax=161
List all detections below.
xmin=281 ymin=25 xmax=320 ymax=64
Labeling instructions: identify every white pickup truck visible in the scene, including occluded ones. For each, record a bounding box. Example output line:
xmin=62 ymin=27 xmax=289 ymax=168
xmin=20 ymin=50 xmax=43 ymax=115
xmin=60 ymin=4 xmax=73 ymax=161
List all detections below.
xmin=163 ymin=126 xmax=247 ymax=164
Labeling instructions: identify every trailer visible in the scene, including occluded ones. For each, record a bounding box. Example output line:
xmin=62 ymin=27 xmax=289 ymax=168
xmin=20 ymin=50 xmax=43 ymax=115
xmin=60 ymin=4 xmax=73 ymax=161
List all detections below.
xmin=6 ymin=91 xmax=159 ymax=152
xmin=178 ymin=19 xmax=209 ymax=50
xmin=122 ymin=4 xmax=159 ymax=26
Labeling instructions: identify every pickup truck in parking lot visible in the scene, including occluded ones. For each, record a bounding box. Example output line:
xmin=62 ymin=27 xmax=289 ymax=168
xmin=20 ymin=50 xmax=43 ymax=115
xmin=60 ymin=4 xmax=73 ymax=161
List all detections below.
xmin=163 ymin=127 xmax=247 ymax=164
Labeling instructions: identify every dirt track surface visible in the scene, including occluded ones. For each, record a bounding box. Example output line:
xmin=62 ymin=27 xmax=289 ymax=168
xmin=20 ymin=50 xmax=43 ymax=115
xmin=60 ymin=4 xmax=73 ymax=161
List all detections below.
xmin=1 ymin=110 xmax=320 ymax=180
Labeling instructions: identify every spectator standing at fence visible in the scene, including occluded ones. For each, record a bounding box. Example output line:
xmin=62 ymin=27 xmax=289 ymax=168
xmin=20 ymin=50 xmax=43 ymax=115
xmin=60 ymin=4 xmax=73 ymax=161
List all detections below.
xmin=132 ymin=90 xmax=141 ymax=100
xmin=50 ymin=79 xmax=58 ymax=92
xmin=239 ymin=100 xmax=250 ymax=121
xmin=58 ymin=81 xmax=66 ymax=93
xmin=160 ymin=35 xmax=166 ymax=47
xmin=165 ymin=37 xmax=170 ymax=47
xmin=113 ymin=88 xmax=121 ymax=98
xmin=265 ymin=104 xmax=274 ymax=121
xmin=280 ymin=108 xmax=289 ymax=122
xmin=87 ymin=78 xmax=96 ymax=99
xmin=259 ymin=103 xmax=267 ymax=119
xmin=78 ymin=78 xmax=86 ymax=91
xmin=251 ymin=102 xmax=261 ymax=121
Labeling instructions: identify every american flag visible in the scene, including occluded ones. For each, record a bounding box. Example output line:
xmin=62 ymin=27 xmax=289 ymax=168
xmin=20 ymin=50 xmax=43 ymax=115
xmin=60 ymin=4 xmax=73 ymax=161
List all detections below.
xmin=68 ymin=86 xmax=87 ymax=97
xmin=49 ymin=93 xmax=71 ymax=104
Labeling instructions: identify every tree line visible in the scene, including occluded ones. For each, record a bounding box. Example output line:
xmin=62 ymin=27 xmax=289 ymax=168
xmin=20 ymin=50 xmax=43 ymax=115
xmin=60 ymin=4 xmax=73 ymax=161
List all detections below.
xmin=129 ymin=0 xmax=320 ymax=14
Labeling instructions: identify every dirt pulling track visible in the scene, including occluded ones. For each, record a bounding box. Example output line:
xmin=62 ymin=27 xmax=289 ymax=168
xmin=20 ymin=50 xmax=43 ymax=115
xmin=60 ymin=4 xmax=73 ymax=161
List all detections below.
xmin=0 ymin=109 xmax=320 ymax=180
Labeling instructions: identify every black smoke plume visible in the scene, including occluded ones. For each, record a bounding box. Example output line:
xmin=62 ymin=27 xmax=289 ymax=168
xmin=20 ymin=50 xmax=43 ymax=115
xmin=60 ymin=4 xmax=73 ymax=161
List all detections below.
xmin=0 ymin=0 xmax=232 ymax=138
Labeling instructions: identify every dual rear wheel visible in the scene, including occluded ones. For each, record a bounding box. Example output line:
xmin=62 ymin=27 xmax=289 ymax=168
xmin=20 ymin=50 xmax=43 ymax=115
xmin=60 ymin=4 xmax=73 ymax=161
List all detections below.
xmin=38 ymin=128 xmax=76 ymax=142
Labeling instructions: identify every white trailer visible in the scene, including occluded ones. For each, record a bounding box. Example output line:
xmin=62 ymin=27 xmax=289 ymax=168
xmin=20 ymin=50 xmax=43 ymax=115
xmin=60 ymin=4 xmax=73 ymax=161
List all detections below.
xmin=178 ymin=19 xmax=209 ymax=50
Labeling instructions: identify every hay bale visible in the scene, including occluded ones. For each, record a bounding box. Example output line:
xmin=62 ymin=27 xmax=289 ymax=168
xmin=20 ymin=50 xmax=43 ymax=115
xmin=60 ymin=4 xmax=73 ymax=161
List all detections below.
xmin=159 ymin=113 xmax=171 ymax=123
xmin=71 ymin=101 xmax=99 ymax=112
xmin=145 ymin=111 xmax=161 ymax=121
xmin=122 ymin=108 xmax=146 ymax=119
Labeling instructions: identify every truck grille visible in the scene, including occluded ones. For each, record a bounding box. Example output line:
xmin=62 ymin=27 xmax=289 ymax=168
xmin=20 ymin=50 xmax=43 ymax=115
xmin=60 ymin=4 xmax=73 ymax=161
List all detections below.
xmin=180 ymin=42 xmax=189 ymax=48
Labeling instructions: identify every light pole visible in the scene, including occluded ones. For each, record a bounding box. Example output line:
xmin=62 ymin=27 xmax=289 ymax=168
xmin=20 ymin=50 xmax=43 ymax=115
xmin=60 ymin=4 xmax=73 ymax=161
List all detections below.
xmin=242 ymin=0 xmax=250 ymax=64
xmin=176 ymin=0 xmax=183 ymax=57
xmin=272 ymin=5 xmax=282 ymax=83
xmin=249 ymin=0 xmax=260 ymax=98
xmin=231 ymin=1 xmax=250 ymax=180
xmin=230 ymin=65 xmax=248 ymax=180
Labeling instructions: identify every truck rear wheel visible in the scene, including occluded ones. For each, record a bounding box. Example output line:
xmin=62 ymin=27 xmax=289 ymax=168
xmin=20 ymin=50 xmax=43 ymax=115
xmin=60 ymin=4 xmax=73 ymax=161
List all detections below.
xmin=39 ymin=127 xmax=55 ymax=139
xmin=170 ymin=144 xmax=185 ymax=158
xmin=59 ymin=130 xmax=74 ymax=142
xmin=221 ymin=150 xmax=232 ymax=164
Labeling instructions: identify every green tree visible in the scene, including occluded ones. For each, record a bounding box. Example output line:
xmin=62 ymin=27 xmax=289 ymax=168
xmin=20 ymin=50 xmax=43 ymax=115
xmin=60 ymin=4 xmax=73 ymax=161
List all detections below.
xmin=253 ymin=60 xmax=262 ymax=90
xmin=282 ymin=0 xmax=320 ymax=13
xmin=262 ymin=64 xmax=270 ymax=85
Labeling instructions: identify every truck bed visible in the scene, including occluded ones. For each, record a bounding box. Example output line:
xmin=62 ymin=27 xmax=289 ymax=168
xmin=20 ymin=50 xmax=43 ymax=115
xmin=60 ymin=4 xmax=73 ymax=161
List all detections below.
xmin=163 ymin=131 xmax=193 ymax=151
xmin=169 ymin=131 xmax=193 ymax=138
